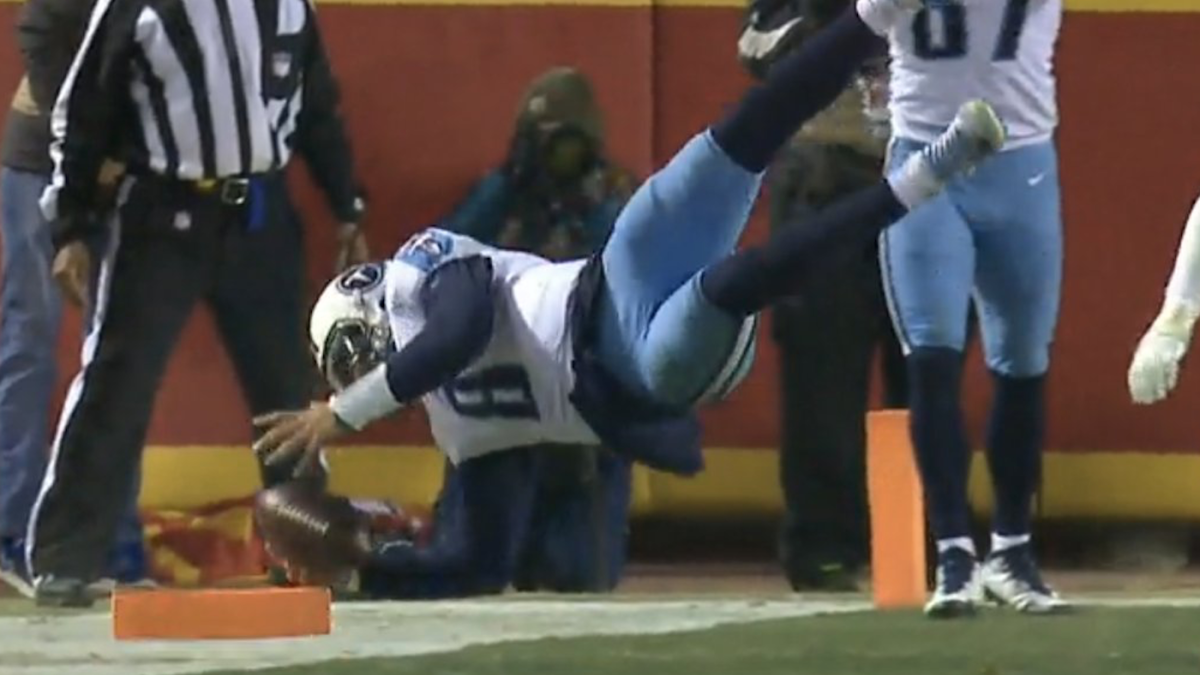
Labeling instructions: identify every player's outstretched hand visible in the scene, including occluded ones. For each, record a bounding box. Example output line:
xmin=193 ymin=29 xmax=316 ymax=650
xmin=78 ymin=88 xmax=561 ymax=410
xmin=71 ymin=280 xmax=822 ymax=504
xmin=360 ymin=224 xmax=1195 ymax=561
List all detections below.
xmin=1128 ymin=307 xmax=1197 ymax=404
xmin=253 ymin=403 xmax=351 ymax=476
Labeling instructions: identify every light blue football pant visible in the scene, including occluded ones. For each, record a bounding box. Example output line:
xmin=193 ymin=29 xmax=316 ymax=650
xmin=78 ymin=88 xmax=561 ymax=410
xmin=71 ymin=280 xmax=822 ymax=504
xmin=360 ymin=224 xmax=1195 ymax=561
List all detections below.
xmin=594 ymin=131 xmax=763 ymax=406
xmin=879 ymin=138 xmax=1063 ymax=377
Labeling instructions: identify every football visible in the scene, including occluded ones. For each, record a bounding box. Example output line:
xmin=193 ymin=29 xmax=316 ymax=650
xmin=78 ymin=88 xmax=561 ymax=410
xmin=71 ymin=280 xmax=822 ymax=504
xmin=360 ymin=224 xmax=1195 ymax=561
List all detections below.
xmin=254 ymin=482 xmax=373 ymax=581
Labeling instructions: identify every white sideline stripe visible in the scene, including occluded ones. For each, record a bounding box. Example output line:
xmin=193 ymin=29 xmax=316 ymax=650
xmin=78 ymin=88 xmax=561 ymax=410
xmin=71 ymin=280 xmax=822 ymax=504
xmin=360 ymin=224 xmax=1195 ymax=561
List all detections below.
xmin=4 ymin=596 xmax=1200 ymax=675
xmin=0 ymin=599 xmax=864 ymax=675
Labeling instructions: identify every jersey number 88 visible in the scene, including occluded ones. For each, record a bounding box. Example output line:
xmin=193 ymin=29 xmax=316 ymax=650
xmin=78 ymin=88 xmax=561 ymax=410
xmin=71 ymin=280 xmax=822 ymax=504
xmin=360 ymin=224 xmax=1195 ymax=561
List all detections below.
xmin=913 ymin=0 xmax=1031 ymax=62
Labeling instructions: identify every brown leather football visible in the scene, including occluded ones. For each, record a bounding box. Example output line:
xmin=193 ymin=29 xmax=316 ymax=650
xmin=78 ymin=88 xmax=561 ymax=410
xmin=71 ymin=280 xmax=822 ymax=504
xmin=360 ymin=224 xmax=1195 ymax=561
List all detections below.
xmin=254 ymin=482 xmax=372 ymax=580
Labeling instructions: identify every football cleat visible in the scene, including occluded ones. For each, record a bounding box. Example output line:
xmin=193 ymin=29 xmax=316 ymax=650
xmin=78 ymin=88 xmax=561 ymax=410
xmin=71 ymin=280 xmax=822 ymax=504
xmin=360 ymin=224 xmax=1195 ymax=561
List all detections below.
xmin=738 ymin=0 xmax=811 ymax=80
xmin=887 ymin=99 xmax=1006 ymax=208
xmin=981 ymin=544 xmax=1072 ymax=614
xmin=925 ymin=547 xmax=982 ymax=619
xmin=919 ymin=99 xmax=1007 ymax=183
xmin=33 ymin=574 xmax=95 ymax=608
xmin=88 ymin=540 xmax=157 ymax=598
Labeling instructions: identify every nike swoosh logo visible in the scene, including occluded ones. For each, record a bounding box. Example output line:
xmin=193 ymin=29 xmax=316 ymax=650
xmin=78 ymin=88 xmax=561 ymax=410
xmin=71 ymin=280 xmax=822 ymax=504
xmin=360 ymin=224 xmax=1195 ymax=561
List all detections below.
xmin=1027 ymin=173 xmax=1047 ymax=187
xmin=738 ymin=18 xmax=803 ymax=59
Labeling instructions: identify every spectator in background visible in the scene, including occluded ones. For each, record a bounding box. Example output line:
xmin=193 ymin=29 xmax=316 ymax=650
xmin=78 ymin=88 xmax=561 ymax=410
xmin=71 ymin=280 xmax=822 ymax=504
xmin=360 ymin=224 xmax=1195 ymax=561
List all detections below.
xmin=441 ymin=66 xmax=635 ymax=592
xmin=0 ymin=0 xmax=150 ymax=598
xmin=739 ymin=0 xmax=979 ymax=591
xmin=445 ymin=67 xmax=630 ymax=260
xmin=740 ymin=0 xmax=900 ymax=592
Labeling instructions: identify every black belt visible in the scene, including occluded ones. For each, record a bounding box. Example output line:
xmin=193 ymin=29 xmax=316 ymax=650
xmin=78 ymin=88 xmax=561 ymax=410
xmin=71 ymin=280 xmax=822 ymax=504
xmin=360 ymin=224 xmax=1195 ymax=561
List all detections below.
xmin=133 ymin=172 xmax=276 ymax=206
xmin=193 ymin=176 xmax=251 ymax=205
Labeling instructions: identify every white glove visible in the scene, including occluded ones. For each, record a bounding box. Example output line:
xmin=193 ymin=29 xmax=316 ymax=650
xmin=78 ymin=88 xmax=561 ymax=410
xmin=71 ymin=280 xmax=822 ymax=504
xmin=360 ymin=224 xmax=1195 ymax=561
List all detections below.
xmin=1128 ymin=304 xmax=1198 ymax=404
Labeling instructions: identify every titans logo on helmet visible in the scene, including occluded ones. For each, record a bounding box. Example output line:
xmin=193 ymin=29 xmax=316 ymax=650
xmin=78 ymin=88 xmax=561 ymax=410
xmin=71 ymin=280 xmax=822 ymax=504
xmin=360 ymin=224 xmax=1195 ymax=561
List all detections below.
xmin=337 ymin=263 xmax=385 ymax=294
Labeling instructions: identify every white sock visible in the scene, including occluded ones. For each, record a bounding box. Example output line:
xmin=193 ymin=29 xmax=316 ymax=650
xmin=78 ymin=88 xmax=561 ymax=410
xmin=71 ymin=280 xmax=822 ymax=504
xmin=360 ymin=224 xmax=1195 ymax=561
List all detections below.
xmin=886 ymin=154 xmax=942 ymax=211
xmin=991 ymin=533 xmax=1031 ymax=553
xmin=936 ymin=537 xmax=976 ymax=557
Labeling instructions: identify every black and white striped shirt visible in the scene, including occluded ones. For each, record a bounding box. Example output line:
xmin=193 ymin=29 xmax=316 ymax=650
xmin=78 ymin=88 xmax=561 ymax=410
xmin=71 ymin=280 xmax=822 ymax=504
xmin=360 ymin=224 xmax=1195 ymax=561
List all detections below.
xmin=41 ymin=0 xmax=362 ymax=239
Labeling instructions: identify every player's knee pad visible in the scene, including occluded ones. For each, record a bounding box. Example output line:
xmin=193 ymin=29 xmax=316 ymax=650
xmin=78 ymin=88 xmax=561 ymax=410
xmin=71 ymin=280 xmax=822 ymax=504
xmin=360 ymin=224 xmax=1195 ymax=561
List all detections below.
xmin=640 ymin=279 xmax=759 ymax=407
xmin=897 ymin=323 xmax=971 ymax=355
xmin=695 ymin=314 xmax=758 ymax=404
xmin=908 ymin=345 xmax=965 ymax=364
xmin=641 ymin=318 xmax=757 ymax=407
xmin=984 ymin=345 xmax=1050 ymax=379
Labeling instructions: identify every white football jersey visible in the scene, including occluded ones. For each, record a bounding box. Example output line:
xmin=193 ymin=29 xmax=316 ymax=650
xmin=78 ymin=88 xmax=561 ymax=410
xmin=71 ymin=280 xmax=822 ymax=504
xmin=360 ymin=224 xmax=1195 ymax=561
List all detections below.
xmin=384 ymin=228 xmax=600 ymax=463
xmin=886 ymin=0 xmax=1062 ymax=149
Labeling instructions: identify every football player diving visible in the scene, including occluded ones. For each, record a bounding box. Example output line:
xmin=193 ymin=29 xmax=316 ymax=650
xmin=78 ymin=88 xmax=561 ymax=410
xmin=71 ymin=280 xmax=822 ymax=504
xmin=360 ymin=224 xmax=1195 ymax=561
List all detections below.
xmin=252 ymin=0 xmax=1006 ymax=595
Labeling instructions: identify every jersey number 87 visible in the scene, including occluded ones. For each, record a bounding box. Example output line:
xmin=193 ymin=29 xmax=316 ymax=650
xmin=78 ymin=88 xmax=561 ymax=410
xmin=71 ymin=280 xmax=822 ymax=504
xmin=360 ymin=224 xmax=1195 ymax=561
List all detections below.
xmin=913 ymin=0 xmax=1030 ymax=62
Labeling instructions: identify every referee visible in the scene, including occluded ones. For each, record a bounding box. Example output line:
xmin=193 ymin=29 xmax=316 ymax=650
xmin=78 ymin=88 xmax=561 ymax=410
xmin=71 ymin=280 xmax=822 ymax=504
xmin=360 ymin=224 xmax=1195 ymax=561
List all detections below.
xmin=28 ymin=0 xmax=368 ymax=606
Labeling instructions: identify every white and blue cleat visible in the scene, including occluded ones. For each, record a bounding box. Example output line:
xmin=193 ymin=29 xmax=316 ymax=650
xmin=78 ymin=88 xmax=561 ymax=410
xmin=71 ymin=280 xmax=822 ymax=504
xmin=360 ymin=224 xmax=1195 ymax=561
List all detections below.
xmin=887 ymin=99 xmax=1007 ymax=209
xmin=925 ymin=543 xmax=1072 ymax=618
xmin=981 ymin=543 xmax=1072 ymax=615
xmin=925 ymin=547 xmax=983 ymax=619
xmin=920 ymin=99 xmax=1008 ymax=183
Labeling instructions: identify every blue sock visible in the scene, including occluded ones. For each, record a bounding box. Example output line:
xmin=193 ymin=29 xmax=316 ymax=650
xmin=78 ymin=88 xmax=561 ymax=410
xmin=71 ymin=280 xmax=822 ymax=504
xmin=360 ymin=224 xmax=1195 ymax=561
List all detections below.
xmin=907 ymin=347 xmax=972 ymax=540
xmin=711 ymin=8 xmax=883 ymax=172
xmin=700 ymin=183 xmax=904 ymax=316
xmin=986 ymin=372 xmax=1045 ymax=536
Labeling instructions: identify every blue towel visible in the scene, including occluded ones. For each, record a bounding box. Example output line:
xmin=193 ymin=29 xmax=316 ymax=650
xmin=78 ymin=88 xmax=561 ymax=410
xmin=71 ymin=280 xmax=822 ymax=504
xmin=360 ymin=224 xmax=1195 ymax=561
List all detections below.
xmin=246 ymin=178 xmax=267 ymax=232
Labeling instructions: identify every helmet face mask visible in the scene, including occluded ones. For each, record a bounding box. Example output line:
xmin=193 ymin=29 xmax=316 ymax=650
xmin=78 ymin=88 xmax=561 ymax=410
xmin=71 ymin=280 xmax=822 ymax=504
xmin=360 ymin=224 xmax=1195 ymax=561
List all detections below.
xmin=320 ymin=318 xmax=394 ymax=392
xmin=310 ymin=262 xmax=394 ymax=394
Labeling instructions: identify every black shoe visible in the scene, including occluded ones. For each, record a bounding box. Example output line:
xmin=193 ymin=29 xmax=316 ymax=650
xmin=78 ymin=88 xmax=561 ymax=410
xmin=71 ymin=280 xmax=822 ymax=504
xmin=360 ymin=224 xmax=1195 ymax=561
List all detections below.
xmin=787 ymin=562 xmax=864 ymax=592
xmin=738 ymin=0 xmax=814 ymax=79
xmin=34 ymin=575 xmax=96 ymax=608
xmin=0 ymin=537 xmax=34 ymax=598
xmin=266 ymin=564 xmax=296 ymax=587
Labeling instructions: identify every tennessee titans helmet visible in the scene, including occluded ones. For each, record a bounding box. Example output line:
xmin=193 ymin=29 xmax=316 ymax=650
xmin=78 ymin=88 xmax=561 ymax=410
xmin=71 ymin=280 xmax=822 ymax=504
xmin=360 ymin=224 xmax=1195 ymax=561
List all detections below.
xmin=310 ymin=263 xmax=394 ymax=392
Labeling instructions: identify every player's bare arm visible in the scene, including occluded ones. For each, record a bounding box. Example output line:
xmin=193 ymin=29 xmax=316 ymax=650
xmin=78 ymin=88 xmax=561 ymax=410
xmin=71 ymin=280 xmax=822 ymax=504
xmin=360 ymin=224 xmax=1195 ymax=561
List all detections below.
xmin=1128 ymin=193 xmax=1200 ymax=404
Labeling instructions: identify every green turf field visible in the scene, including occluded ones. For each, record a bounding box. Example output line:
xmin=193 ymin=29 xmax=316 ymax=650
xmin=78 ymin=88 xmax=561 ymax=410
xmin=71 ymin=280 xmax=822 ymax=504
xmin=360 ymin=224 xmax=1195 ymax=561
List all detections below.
xmin=5 ymin=595 xmax=1200 ymax=675
xmin=196 ymin=607 xmax=1200 ymax=675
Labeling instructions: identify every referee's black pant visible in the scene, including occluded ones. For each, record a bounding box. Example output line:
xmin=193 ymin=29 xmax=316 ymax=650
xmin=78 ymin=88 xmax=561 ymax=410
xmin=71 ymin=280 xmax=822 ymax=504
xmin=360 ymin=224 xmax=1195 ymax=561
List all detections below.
xmin=29 ymin=172 xmax=316 ymax=580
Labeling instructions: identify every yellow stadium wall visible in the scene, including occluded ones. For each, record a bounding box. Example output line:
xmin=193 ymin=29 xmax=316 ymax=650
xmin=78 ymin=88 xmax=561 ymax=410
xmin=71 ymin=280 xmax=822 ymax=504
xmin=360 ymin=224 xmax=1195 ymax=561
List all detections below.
xmin=1 ymin=1 xmax=1200 ymax=519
